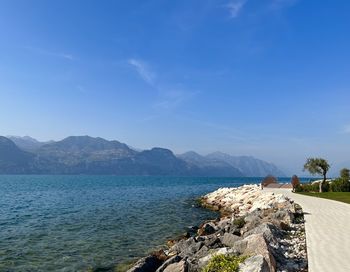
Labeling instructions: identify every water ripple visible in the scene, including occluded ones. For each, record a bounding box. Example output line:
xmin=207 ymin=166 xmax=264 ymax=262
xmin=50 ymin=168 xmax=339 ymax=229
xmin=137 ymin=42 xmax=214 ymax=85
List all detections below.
xmin=0 ymin=175 xmax=265 ymax=271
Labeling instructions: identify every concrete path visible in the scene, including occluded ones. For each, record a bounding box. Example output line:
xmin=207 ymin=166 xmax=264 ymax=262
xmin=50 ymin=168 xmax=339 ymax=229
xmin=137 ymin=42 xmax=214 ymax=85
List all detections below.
xmin=265 ymin=188 xmax=350 ymax=272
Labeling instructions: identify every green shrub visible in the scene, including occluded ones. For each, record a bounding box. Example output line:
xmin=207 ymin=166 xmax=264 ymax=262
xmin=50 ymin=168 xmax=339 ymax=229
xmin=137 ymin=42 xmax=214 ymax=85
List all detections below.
xmin=322 ymin=181 xmax=330 ymax=192
xmin=233 ymin=217 xmax=245 ymax=228
xmin=295 ymin=182 xmax=318 ymax=192
xmin=330 ymin=178 xmax=350 ymax=192
xmin=296 ymin=167 xmax=350 ymax=193
xmin=202 ymin=254 xmax=247 ymax=272
xmin=294 ymin=183 xmax=303 ymax=192
xmin=340 ymin=168 xmax=350 ymax=180
xmin=295 ymin=181 xmax=330 ymax=192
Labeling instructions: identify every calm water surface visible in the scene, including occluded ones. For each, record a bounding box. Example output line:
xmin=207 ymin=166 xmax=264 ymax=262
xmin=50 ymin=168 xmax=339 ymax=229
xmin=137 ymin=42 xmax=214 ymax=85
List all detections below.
xmin=0 ymin=176 xmax=297 ymax=271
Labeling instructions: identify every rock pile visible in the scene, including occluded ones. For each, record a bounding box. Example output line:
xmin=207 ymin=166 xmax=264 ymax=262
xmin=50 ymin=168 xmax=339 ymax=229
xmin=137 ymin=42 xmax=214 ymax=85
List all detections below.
xmin=127 ymin=185 xmax=307 ymax=272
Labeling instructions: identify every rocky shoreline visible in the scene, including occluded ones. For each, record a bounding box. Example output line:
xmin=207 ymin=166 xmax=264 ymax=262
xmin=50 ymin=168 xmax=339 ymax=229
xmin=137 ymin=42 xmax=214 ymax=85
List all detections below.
xmin=127 ymin=185 xmax=307 ymax=272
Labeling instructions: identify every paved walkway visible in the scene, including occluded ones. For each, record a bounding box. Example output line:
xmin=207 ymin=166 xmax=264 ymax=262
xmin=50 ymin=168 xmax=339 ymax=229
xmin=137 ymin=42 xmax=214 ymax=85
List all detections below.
xmin=265 ymin=188 xmax=350 ymax=272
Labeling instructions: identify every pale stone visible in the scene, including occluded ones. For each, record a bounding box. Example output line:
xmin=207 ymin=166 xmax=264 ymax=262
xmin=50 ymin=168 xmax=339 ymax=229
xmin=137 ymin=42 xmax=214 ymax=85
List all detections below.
xmin=239 ymin=255 xmax=269 ymax=272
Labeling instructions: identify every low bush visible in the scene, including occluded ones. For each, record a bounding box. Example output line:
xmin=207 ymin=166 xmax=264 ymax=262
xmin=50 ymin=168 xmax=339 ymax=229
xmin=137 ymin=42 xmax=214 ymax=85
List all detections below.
xmin=295 ymin=182 xmax=319 ymax=192
xmin=295 ymin=181 xmax=330 ymax=192
xmin=202 ymin=254 xmax=247 ymax=272
xmin=232 ymin=217 xmax=245 ymax=228
xmin=330 ymin=178 xmax=350 ymax=192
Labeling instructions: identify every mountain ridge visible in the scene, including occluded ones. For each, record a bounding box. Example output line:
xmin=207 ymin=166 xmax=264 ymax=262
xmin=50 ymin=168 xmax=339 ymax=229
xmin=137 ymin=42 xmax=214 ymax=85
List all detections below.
xmin=8 ymin=135 xmax=53 ymax=151
xmin=0 ymin=135 xmax=285 ymax=176
xmin=179 ymin=151 xmax=284 ymax=177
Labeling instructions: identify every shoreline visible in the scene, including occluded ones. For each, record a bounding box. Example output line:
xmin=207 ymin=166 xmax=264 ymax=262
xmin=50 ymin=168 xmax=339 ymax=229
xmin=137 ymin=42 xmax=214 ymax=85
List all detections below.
xmin=126 ymin=185 xmax=308 ymax=272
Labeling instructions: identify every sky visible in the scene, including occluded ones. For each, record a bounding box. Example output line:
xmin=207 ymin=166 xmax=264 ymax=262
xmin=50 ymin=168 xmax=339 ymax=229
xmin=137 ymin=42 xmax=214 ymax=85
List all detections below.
xmin=0 ymin=0 xmax=350 ymax=175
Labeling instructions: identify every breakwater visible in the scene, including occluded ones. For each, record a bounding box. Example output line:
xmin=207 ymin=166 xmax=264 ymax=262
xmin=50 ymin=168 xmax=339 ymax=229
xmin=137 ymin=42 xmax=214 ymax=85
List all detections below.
xmin=127 ymin=185 xmax=307 ymax=272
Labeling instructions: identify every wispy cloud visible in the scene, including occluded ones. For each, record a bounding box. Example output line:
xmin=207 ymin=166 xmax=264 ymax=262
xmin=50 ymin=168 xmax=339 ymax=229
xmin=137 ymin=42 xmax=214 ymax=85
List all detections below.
xmin=224 ymin=0 xmax=298 ymax=19
xmin=58 ymin=53 xmax=74 ymax=60
xmin=22 ymin=46 xmax=74 ymax=60
xmin=225 ymin=0 xmax=247 ymax=18
xmin=128 ymin=58 xmax=156 ymax=85
xmin=154 ymin=89 xmax=199 ymax=110
xmin=128 ymin=58 xmax=196 ymax=110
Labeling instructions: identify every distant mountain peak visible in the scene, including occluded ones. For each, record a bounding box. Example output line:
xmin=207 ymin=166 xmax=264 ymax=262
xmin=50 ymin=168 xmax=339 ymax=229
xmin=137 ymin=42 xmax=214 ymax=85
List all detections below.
xmin=38 ymin=135 xmax=134 ymax=157
xmin=0 ymin=135 xmax=285 ymax=177
xmin=7 ymin=135 xmax=50 ymax=152
xmin=7 ymin=135 xmax=40 ymax=143
xmin=141 ymin=147 xmax=177 ymax=158
xmin=180 ymin=151 xmax=202 ymax=157
xmin=206 ymin=151 xmax=231 ymax=159
xmin=0 ymin=136 xmax=34 ymax=173
xmin=60 ymin=135 xmax=105 ymax=143
xmin=0 ymin=136 xmax=17 ymax=147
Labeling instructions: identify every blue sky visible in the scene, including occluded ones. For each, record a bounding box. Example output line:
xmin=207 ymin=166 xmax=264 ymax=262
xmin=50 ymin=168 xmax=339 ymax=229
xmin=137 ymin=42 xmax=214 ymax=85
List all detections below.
xmin=0 ymin=0 xmax=350 ymax=175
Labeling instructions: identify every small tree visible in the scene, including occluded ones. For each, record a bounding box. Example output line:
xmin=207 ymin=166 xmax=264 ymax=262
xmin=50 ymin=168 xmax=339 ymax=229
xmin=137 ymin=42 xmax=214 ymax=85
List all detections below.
xmin=291 ymin=175 xmax=300 ymax=192
xmin=261 ymin=175 xmax=277 ymax=188
xmin=339 ymin=168 xmax=350 ymax=192
xmin=340 ymin=168 xmax=350 ymax=180
xmin=303 ymin=158 xmax=330 ymax=193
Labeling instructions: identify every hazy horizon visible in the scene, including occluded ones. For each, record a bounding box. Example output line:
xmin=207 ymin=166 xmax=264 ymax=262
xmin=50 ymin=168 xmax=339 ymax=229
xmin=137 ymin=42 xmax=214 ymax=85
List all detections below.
xmin=2 ymin=134 xmax=345 ymax=177
xmin=1 ymin=0 xmax=350 ymax=176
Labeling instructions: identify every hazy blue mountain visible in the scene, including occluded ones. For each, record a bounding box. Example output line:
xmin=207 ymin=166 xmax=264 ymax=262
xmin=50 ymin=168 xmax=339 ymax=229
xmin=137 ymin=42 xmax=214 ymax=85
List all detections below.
xmin=21 ymin=136 xmax=189 ymax=175
xmin=0 ymin=135 xmax=284 ymax=176
xmin=0 ymin=136 xmax=34 ymax=173
xmin=7 ymin=136 xmax=49 ymax=151
xmin=178 ymin=151 xmax=244 ymax=177
xmin=131 ymin=148 xmax=191 ymax=175
xmin=33 ymin=136 xmax=137 ymax=174
xmin=37 ymin=135 xmax=135 ymax=162
xmin=206 ymin=152 xmax=285 ymax=177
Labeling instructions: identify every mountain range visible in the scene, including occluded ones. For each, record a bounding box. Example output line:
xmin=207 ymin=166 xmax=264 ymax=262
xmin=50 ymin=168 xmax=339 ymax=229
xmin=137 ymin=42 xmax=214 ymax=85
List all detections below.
xmin=0 ymin=135 xmax=285 ymax=176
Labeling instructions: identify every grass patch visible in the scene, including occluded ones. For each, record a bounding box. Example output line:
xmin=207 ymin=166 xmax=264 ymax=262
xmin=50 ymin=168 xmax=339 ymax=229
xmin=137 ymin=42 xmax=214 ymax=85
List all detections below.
xmin=297 ymin=192 xmax=350 ymax=204
xmin=202 ymin=254 xmax=247 ymax=272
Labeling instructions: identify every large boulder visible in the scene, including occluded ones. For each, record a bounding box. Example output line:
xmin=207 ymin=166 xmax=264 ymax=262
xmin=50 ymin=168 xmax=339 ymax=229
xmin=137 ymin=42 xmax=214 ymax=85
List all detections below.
xmin=231 ymin=239 xmax=248 ymax=254
xmin=243 ymin=234 xmax=276 ymax=272
xmin=220 ymin=233 xmax=241 ymax=247
xmin=156 ymin=256 xmax=182 ymax=272
xmin=216 ymin=218 xmax=231 ymax=232
xmin=170 ymin=237 xmax=203 ymax=257
xmin=193 ymin=245 xmax=210 ymax=259
xmin=170 ymin=237 xmax=203 ymax=255
xmin=243 ymin=223 xmax=280 ymax=244
xmin=197 ymin=234 xmax=221 ymax=248
xmin=241 ymin=215 xmax=261 ymax=234
xmin=127 ymin=255 xmax=163 ymax=272
xmin=271 ymin=209 xmax=293 ymax=227
xmin=239 ymin=255 xmax=269 ymax=272
xmin=198 ymin=222 xmax=218 ymax=236
xmin=163 ymin=260 xmax=186 ymax=272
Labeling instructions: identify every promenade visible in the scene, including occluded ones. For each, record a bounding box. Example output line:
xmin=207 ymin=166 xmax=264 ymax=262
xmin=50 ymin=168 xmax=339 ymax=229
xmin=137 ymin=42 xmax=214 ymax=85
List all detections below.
xmin=265 ymin=188 xmax=350 ymax=272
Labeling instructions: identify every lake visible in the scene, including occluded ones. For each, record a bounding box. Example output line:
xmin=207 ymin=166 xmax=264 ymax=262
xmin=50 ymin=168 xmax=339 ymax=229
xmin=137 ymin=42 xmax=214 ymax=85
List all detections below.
xmin=0 ymin=176 xmax=297 ymax=271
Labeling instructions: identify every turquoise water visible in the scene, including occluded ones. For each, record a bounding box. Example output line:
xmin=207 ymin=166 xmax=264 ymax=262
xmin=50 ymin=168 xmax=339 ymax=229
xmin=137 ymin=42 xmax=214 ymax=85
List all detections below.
xmin=0 ymin=176 xmax=295 ymax=271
